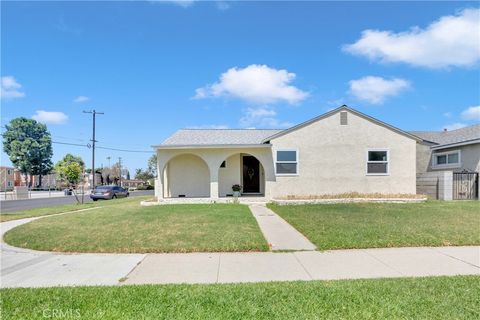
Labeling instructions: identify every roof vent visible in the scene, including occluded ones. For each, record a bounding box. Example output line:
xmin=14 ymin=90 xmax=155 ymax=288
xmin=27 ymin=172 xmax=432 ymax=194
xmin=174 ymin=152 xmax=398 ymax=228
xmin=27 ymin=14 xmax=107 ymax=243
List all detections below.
xmin=340 ymin=111 xmax=348 ymax=125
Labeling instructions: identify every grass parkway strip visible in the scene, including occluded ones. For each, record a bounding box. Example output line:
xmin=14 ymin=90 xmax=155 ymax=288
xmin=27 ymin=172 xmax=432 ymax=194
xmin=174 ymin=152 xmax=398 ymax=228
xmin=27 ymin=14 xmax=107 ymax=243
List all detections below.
xmin=1 ymin=276 xmax=479 ymax=319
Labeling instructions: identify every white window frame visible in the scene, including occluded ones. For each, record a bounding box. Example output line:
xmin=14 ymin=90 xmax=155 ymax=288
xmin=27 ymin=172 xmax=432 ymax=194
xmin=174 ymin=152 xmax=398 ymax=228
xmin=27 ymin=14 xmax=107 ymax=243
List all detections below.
xmin=7 ymin=181 xmax=13 ymax=187
xmin=366 ymin=149 xmax=389 ymax=176
xmin=275 ymin=149 xmax=299 ymax=176
xmin=432 ymin=149 xmax=461 ymax=169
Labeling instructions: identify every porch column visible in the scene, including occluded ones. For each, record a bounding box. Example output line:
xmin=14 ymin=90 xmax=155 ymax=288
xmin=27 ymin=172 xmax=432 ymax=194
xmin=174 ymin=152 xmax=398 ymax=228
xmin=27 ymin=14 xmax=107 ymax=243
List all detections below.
xmin=156 ymin=151 xmax=166 ymax=201
xmin=155 ymin=178 xmax=163 ymax=201
xmin=210 ymin=170 xmax=219 ymax=199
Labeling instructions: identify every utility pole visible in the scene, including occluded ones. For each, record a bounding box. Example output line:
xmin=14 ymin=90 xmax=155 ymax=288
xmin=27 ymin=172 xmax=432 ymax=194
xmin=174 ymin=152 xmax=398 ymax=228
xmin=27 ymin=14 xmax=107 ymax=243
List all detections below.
xmin=83 ymin=110 xmax=104 ymax=190
xmin=118 ymin=157 xmax=122 ymax=187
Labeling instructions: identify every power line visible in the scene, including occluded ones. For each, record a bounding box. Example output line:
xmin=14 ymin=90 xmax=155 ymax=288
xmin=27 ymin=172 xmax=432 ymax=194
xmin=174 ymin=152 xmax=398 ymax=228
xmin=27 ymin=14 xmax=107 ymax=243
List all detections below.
xmin=52 ymin=141 xmax=154 ymax=153
xmin=97 ymin=146 xmax=154 ymax=153
xmin=52 ymin=141 xmax=90 ymax=148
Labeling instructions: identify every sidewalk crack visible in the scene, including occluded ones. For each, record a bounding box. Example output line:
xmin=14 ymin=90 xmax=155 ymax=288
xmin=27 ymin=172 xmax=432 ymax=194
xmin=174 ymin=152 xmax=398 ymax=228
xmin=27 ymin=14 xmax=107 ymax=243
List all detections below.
xmin=292 ymin=252 xmax=313 ymax=280
xmin=429 ymin=247 xmax=480 ymax=269
xmin=216 ymin=253 xmax=221 ymax=283
xmin=119 ymin=254 xmax=148 ymax=285
xmin=363 ymin=250 xmax=405 ymax=276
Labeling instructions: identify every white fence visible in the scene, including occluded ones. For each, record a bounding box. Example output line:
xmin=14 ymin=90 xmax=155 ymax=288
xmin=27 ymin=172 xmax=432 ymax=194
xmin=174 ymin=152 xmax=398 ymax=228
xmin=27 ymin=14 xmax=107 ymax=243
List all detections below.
xmin=0 ymin=187 xmax=89 ymax=201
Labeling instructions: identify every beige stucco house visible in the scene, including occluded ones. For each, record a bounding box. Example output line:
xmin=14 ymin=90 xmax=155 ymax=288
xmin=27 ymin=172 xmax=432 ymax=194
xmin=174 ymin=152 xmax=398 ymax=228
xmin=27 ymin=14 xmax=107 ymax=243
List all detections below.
xmin=153 ymin=106 xmax=422 ymax=201
xmin=412 ymin=125 xmax=480 ymax=174
xmin=412 ymin=125 xmax=479 ymax=200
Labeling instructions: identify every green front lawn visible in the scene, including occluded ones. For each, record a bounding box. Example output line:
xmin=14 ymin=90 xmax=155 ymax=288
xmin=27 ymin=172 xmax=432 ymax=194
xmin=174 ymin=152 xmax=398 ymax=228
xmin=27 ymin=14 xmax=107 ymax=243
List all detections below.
xmin=4 ymin=202 xmax=268 ymax=253
xmin=269 ymin=201 xmax=480 ymax=250
xmin=1 ymin=276 xmax=479 ymax=319
xmin=0 ymin=196 xmax=151 ymax=222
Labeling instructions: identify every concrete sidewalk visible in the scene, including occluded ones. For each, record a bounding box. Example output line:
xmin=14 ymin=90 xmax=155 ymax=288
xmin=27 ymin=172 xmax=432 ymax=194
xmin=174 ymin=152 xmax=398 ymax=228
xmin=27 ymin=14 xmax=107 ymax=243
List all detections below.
xmin=123 ymin=246 xmax=479 ymax=285
xmin=249 ymin=204 xmax=316 ymax=251
xmin=1 ymin=213 xmax=479 ymax=288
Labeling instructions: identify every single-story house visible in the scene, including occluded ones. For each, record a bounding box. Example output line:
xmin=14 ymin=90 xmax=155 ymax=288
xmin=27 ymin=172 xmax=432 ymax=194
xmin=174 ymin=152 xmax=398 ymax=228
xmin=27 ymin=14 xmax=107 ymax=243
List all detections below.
xmin=121 ymin=179 xmax=146 ymax=189
xmin=411 ymin=124 xmax=480 ymax=174
xmin=153 ymin=105 xmax=423 ymax=201
xmin=412 ymin=125 xmax=479 ymax=200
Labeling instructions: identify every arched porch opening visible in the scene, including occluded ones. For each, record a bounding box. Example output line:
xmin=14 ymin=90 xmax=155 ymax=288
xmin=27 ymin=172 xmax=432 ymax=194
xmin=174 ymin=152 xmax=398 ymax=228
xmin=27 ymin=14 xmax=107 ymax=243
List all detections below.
xmin=218 ymin=153 xmax=266 ymax=197
xmin=162 ymin=153 xmax=210 ymax=198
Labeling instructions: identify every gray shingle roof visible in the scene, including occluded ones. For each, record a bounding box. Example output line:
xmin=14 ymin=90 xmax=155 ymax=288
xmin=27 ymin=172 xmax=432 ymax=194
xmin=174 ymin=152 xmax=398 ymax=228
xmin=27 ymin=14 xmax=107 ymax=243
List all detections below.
xmin=160 ymin=129 xmax=283 ymax=146
xmin=410 ymin=124 xmax=480 ymax=146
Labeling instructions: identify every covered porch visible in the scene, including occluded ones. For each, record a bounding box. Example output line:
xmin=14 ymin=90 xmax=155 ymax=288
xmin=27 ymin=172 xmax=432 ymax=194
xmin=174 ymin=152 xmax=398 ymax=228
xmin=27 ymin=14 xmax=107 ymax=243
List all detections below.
xmin=154 ymin=146 xmax=276 ymax=202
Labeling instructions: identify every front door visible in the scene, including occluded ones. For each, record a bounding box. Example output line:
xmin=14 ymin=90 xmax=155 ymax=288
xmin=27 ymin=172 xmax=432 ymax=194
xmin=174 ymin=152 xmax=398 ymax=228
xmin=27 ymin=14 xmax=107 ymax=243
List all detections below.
xmin=242 ymin=156 xmax=260 ymax=193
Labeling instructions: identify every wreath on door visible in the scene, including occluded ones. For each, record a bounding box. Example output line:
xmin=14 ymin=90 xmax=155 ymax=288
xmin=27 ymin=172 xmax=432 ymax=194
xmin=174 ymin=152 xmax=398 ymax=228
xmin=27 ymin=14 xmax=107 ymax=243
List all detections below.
xmin=247 ymin=168 xmax=255 ymax=180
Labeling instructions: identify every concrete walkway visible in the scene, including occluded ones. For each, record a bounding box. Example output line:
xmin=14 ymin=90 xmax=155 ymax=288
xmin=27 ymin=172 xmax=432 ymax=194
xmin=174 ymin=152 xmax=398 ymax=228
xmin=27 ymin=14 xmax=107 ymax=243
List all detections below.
xmin=1 ymin=212 xmax=479 ymax=288
xmin=1 ymin=215 xmax=145 ymax=288
xmin=249 ymin=204 xmax=316 ymax=251
xmin=124 ymin=246 xmax=479 ymax=285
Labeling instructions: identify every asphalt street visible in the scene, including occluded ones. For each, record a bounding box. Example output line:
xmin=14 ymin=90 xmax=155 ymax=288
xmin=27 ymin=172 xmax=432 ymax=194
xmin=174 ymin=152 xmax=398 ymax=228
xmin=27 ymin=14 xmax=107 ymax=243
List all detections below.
xmin=0 ymin=190 xmax=154 ymax=213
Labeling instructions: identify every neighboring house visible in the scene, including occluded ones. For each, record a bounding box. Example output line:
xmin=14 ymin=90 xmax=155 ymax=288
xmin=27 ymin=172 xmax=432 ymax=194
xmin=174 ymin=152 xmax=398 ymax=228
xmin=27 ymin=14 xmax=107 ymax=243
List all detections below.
xmin=411 ymin=125 xmax=480 ymax=174
xmin=153 ymin=106 xmax=421 ymax=201
xmin=122 ymin=179 xmax=146 ymax=189
xmin=411 ymin=125 xmax=479 ymax=201
xmin=14 ymin=171 xmax=62 ymax=189
xmin=0 ymin=166 xmax=15 ymax=191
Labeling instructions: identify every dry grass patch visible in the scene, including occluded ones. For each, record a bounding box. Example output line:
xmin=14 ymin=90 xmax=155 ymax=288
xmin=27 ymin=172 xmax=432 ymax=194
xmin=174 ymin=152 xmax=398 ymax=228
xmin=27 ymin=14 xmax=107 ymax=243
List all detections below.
xmin=277 ymin=192 xmax=426 ymax=200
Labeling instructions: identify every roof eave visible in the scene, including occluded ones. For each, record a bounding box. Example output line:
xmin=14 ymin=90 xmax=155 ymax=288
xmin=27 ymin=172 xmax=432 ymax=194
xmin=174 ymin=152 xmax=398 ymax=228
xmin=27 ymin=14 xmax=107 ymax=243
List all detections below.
xmin=431 ymin=138 xmax=480 ymax=150
xmin=152 ymin=143 xmax=272 ymax=150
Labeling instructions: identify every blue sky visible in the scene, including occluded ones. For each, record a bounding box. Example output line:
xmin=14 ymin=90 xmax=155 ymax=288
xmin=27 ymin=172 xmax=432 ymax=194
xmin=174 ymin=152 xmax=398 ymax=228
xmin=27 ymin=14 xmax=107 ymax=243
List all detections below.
xmin=2 ymin=1 xmax=479 ymax=173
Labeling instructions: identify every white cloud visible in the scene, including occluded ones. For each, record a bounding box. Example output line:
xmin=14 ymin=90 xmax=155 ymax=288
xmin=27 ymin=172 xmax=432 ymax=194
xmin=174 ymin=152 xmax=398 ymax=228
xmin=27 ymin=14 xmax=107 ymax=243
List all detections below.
xmin=348 ymin=76 xmax=410 ymax=104
xmin=443 ymin=112 xmax=452 ymax=118
xmin=74 ymin=96 xmax=90 ymax=103
xmin=461 ymin=106 xmax=480 ymax=121
xmin=1 ymin=76 xmax=25 ymax=99
xmin=32 ymin=110 xmax=68 ymax=124
xmin=194 ymin=64 xmax=309 ymax=105
xmin=343 ymin=8 xmax=480 ymax=68
xmin=443 ymin=122 xmax=467 ymax=131
xmin=239 ymin=107 xmax=292 ymax=129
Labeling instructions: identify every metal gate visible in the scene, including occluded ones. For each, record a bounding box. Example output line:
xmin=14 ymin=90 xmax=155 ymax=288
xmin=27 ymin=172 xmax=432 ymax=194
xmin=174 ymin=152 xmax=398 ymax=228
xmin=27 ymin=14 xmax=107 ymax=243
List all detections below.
xmin=453 ymin=172 xmax=479 ymax=200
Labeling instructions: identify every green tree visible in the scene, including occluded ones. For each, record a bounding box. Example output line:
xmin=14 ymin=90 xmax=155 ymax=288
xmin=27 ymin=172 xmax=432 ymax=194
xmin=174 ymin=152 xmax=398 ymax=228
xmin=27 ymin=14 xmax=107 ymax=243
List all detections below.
xmin=55 ymin=154 xmax=85 ymax=183
xmin=2 ymin=118 xmax=53 ymax=187
xmin=135 ymin=168 xmax=154 ymax=182
xmin=55 ymin=154 xmax=85 ymax=203
xmin=147 ymin=154 xmax=157 ymax=177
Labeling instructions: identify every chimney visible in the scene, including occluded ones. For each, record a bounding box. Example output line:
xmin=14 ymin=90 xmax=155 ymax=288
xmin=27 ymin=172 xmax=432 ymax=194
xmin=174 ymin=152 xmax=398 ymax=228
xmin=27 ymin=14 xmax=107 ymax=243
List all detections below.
xmin=443 ymin=128 xmax=448 ymax=132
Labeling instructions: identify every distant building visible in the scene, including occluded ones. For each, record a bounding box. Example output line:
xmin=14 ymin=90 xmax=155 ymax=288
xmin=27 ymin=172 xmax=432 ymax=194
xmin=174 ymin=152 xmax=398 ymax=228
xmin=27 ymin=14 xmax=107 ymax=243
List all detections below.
xmin=0 ymin=166 xmax=15 ymax=191
xmin=121 ymin=179 xmax=146 ymax=189
xmin=11 ymin=169 xmax=64 ymax=189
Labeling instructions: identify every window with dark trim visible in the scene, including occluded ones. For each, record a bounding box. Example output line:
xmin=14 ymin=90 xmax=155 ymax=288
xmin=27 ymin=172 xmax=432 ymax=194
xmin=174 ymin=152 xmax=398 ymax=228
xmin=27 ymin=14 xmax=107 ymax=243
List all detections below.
xmin=367 ymin=150 xmax=389 ymax=175
xmin=432 ymin=150 xmax=460 ymax=168
xmin=276 ymin=150 xmax=298 ymax=175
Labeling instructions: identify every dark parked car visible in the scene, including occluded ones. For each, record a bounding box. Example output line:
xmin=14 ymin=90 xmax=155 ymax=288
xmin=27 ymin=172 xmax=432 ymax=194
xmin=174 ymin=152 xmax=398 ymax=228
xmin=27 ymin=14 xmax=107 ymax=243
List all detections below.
xmin=90 ymin=186 xmax=129 ymax=201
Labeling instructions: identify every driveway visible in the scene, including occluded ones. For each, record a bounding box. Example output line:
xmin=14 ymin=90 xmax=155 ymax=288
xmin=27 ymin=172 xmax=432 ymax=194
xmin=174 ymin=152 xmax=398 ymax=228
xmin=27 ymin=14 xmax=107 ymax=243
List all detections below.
xmin=1 ymin=209 xmax=479 ymax=288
